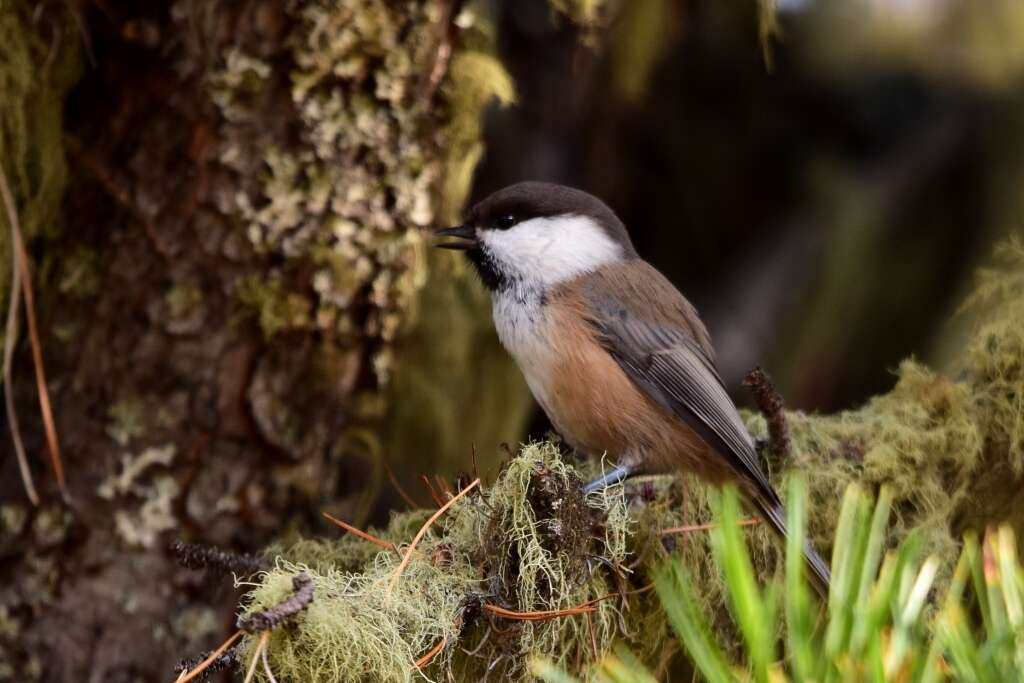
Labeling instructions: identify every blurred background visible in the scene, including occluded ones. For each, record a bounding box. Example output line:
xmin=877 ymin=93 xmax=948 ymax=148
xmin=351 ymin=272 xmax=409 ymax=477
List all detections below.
xmin=480 ymin=0 xmax=1024 ymax=421
xmin=3 ymin=0 xmax=1024 ymax=679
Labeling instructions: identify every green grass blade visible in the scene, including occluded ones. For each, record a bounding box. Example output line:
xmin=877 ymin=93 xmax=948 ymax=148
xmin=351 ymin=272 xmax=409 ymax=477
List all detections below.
xmin=709 ymin=486 xmax=773 ymax=683
xmin=886 ymin=556 xmax=939 ymax=677
xmin=849 ymin=486 xmax=893 ymax=657
xmin=654 ymin=560 xmax=738 ymax=683
xmin=921 ymin=546 xmax=972 ymax=683
xmin=530 ymin=658 xmax=584 ymax=683
xmin=965 ymin=534 xmax=992 ymax=636
xmin=784 ymin=476 xmax=815 ymax=683
xmin=823 ymin=485 xmax=870 ymax=670
xmin=593 ymin=647 xmax=661 ymax=683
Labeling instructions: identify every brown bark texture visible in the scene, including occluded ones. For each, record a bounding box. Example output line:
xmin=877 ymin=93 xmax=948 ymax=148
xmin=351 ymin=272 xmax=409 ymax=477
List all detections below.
xmin=0 ymin=1 xmax=529 ymax=680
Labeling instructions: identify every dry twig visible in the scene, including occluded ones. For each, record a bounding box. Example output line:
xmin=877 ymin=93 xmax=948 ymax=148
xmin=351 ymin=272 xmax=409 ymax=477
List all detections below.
xmin=171 ymin=540 xmax=266 ymax=575
xmin=420 ymin=474 xmax=445 ymax=508
xmin=174 ymin=644 xmax=238 ymax=682
xmin=743 ymin=366 xmax=791 ymax=458
xmin=237 ymin=572 xmax=314 ymax=633
xmin=175 ymin=630 xmax=243 ymax=683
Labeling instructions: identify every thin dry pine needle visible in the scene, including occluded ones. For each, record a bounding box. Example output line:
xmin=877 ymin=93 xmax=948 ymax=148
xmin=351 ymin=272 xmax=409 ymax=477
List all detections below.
xmin=0 ymin=165 xmax=37 ymax=505
xmin=660 ymin=517 xmax=760 ymax=535
xmin=385 ymin=464 xmax=420 ymax=508
xmin=387 ymin=478 xmax=480 ymax=593
xmin=0 ymin=164 xmax=67 ymax=502
xmin=420 ymin=474 xmax=446 ymax=508
xmin=243 ymin=631 xmax=270 ymax=683
xmin=261 ymin=640 xmax=279 ymax=683
xmin=413 ymin=636 xmax=447 ymax=670
xmin=481 ymin=603 xmax=597 ymax=621
xmin=174 ymin=630 xmax=243 ymax=683
xmin=322 ymin=511 xmax=396 ymax=551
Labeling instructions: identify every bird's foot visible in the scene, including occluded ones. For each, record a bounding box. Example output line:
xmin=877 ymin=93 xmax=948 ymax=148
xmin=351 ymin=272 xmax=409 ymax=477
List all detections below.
xmin=583 ymin=465 xmax=634 ymax=495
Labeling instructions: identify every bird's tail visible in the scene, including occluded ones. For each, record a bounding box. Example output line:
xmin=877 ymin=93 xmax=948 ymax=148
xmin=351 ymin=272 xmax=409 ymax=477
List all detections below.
xmin=750 ymin=493 xmax=831 ymax=599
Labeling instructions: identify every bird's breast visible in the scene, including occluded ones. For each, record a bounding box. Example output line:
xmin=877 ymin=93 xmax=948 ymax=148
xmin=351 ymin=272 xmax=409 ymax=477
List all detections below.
xmin=492 ymin=291 xmax=560 ymax=414
xmin=492 ymin=287 xmax=692 ymax=466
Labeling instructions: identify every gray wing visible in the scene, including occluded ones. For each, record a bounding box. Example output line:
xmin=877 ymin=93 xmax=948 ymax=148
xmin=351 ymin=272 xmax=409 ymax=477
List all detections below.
xmin=579 ymin=266 xmax=778 ymax=501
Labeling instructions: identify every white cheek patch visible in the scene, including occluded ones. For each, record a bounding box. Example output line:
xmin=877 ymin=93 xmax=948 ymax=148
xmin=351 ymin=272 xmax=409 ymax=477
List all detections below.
xmin=480 ymin=214 xmax=623 ymax=287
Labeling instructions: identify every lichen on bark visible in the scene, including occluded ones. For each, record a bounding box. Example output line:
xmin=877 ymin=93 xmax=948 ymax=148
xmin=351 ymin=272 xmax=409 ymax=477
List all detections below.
xmin=0 ymin=1 xmax=530 ymax=679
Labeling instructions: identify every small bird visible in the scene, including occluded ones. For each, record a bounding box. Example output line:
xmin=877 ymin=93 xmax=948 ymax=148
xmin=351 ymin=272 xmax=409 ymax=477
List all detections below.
xmin=436 ymin=181 xmax=830 ymax=596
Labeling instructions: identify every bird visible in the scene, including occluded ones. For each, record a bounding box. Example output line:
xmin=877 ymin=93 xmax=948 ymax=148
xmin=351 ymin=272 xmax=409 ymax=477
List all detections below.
xmin=435 ymin=181 xmax=831 ymax=596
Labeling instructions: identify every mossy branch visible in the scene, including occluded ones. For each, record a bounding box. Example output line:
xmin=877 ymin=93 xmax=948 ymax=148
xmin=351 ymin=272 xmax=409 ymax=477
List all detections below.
xmin=188 ymin=239 xmax=1024 ymax=680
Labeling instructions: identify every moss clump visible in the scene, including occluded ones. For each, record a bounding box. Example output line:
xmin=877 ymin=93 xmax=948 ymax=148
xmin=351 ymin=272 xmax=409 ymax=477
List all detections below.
xmin=239 ymin=443 xmax=633 ymax=682
xmin=0 ymin=2 xmax=79 ymax=337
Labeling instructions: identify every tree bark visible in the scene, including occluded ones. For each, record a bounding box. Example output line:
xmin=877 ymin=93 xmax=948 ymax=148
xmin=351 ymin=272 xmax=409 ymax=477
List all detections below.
xmin=0 ymin=1 xmax=529 ymax=680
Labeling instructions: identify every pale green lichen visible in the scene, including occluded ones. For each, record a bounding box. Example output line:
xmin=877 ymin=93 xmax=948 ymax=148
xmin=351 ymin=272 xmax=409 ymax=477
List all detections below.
xmin=113 ymin=475 xmax=180 ymax=549
xmin=211 ymin=0 xmax=514 ymax=387
xmin=0 ymin=2 xmax=80 ymax=339
xmin=0 ymin=504 xmax=27 ymax=538
xmin=235 ymin=275 xmax=313 ymax=339
xmin=171 ymin=606 xmax=220 ymax=643
xmin=230 ymin=240 xmax=1024 ymax=678
xmin=98 ymin=444 xmax=180 ymax=548
xmin=106 ymin=398 xmax=147 ymax=447
xmin=98 ymin=444 xmax=176 ymax=499
xmin=57 ymin=247 xmax=100 ymax=299
xmin=240 ymin=443 xmax=630 ymax=682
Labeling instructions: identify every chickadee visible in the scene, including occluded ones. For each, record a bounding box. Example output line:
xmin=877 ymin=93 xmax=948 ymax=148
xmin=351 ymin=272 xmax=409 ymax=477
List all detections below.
xmin=436 ymin=181 xmax=830 ymax=595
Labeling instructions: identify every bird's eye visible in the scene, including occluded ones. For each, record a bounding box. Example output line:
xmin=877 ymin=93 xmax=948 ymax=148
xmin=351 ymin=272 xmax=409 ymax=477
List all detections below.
xmin=495 ymin=214 xmax=517 ymax=230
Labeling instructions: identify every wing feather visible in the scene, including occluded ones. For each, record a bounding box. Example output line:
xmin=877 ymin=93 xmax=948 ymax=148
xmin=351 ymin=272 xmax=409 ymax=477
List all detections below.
xmin=578 ymin=262 xmax=777 ymax=500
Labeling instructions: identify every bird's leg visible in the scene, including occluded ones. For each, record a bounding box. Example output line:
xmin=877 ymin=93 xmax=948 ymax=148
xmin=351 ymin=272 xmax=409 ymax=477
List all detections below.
xmin=583 ymin=465 xmax=634 ymax=494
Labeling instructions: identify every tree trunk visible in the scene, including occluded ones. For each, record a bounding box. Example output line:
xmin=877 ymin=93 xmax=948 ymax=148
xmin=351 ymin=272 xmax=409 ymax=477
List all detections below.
xmin=0 ymin=1 xmax=529 ymax=680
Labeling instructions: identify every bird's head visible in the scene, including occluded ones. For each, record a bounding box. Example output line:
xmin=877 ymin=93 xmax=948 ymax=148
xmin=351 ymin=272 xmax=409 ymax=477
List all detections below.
xmin=435 ymin=182 xmax=636 ymax=292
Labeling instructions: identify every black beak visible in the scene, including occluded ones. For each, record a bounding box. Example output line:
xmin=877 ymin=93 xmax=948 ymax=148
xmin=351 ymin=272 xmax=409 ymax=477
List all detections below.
xmin=434 ymin=224 xmax=478 ymax=250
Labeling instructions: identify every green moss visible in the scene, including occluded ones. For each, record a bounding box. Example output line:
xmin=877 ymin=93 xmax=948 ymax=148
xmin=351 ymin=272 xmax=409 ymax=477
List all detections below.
xmin=240 ymin=443 xmax=632 ymax=682
xmin=229 ymin=240 xmax=1024 ymax=678
xmin=0 ymin=2 xmax=80 ymax=344
xmin=57 ymin=247 xmax=100 ymax=299
xmin=105 ymin=398 xmax=147 ymax=447
xmin=236 ymin=275 xmax=313 ymax=338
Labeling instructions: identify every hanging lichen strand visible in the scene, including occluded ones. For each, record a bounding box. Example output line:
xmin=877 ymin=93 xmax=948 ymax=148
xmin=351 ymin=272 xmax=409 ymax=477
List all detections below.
xmin=207 ymin=0 xmax=512 ymax=387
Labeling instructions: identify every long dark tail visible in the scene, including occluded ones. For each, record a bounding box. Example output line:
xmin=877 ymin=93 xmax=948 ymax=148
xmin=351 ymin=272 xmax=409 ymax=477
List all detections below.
xmin=750 ymin=493 xmax=831 ymax=599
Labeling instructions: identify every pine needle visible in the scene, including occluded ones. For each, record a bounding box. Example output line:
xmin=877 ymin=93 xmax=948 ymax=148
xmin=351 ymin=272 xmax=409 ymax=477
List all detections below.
xmin=413 ymin=636 xmax=446 ymax=670
xmin=243 ymin=632 xmax=269 ymax=683
xmin=261 ymin=639 xmax=279 ymax=683
xmin=388 ymin=478 xmax=479 ymax=593
xmin=660 ymin=517 xmax=760 ymax=536
xmin=174 ymin=630 xmax=243 ymax=683
xmin=0 ymin=164 xmax=66 ymax=501
xmin=322 ymin=511 xmax=396 ymax=551
xmin=385 ymin=463 xmax=419 ymax=508
xmin=482 ymin=603 xmax=597 ymax=621
xmin=0 ymin=164 xmax=37 ymax=505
